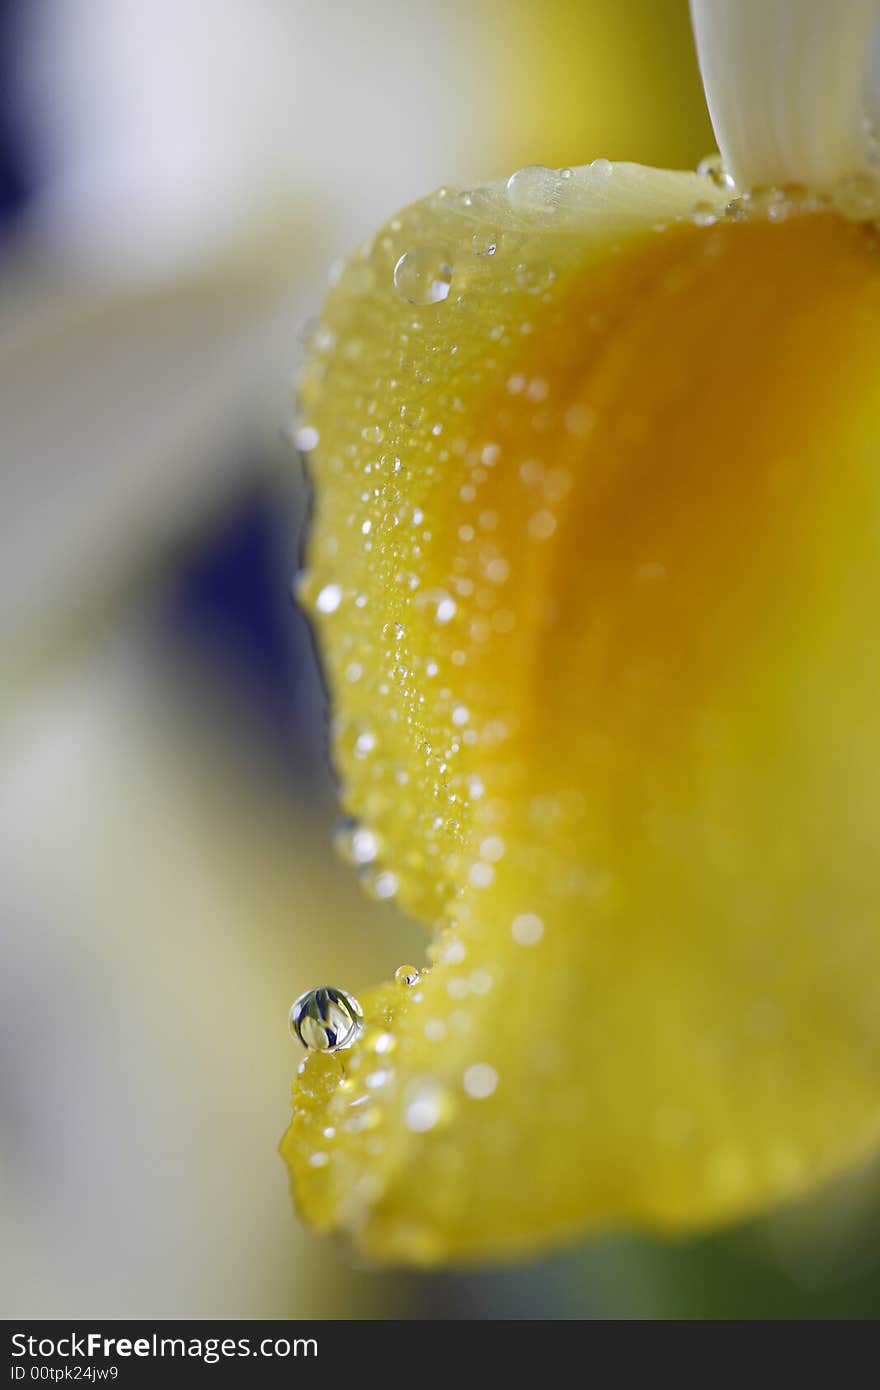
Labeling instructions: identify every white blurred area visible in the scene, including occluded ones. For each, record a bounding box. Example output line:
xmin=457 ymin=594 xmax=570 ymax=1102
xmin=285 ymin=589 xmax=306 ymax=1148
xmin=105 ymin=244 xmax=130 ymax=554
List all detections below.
xmin=2 ymin=0 xmax=511 ymax=644
xmin=0 ymin=626 xmax=420 ymax=1316
xmin=1 ymin=0 xmax=501 ymax=1319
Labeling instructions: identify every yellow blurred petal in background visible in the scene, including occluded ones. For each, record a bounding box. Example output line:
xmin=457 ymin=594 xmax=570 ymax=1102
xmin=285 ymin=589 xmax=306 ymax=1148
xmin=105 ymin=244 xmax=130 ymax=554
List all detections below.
xmin=500 ymin=0 xmax=712 ymax=173
xmin=282 ymin=159 xmax=880 ymax=1262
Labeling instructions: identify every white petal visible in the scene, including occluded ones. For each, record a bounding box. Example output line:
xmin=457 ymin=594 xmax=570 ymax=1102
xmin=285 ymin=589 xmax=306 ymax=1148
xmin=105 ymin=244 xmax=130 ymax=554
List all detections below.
xmin=691 ymin=0 xmax=880 ymax=192
xmin=17 ymin=0 xmax=500 ymax=274
xmin=0 ymin=241 xmax=309 ymax=645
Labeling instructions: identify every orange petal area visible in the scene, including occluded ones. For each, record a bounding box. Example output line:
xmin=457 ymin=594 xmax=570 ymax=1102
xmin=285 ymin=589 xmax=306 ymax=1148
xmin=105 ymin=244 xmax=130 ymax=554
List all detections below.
xmin=284 ymin=195 xmax=880 ymax=1264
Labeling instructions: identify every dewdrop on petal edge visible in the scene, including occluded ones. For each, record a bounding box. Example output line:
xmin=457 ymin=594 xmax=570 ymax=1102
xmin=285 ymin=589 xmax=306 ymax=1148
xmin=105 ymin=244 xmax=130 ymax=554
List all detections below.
xmin=289 ymin=988 xmax=363 ymax=1053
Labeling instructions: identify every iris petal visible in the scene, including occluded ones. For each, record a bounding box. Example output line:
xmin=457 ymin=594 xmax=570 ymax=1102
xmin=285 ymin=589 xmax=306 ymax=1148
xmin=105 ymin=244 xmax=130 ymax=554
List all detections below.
xmin=283 ymin=168 xmax=880 ymax=1263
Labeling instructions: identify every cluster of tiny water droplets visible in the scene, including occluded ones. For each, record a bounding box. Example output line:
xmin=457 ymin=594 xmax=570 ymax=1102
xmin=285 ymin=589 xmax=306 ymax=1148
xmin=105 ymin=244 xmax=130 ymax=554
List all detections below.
xmin=288 ymin=942 xmax=525 ymax=1245
xmin=292 ymin=159 xmax=673 ymax=989
xmin=721 ymin=184 xmax=827 ymax=225
xmin=285 ymin=171 xmax=628 ymax=1230
xmin=831 ymin=169 xmax=880 ymax=222
xmin=690 ymin=147 xmax=880 ymax=228
xmin=691 ymin=153 xmax=822 ymax=228
xmin=292 ymin=169 xmax=619 ymax=932
xmin=287 ymin=161 xmax=759 ymax=1235
xmin=689 ymin=149 xmax=880 ymax=229
xmin=276 ymin=161 xmax=880 ymax=1252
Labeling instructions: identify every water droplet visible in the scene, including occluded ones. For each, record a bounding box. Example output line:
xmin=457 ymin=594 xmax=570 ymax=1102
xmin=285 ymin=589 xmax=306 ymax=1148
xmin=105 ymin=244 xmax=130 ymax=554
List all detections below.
xmin=468 ymin=861 xmax=494 ymax=888
xmin=439 ymin=939 xmax=467 ymax=966
xmin=315 ymin=583 xmax=342 ymax=614
xmin=528 ymin=510 xmax=557 ymax=539
xmin=542 ymin=468 xmax=571 ymax=503
xmin=393 ymin=248 xmax=453 ymax=305
xmin=365 ymin=1067 xmax=392 ymax=1090
xmin=590 ymin=157 xmax=613 ymax=179
xmin=404 ymin=1077 xmax=453 ymax=1132
xmin=511 ymin=911 xmax=544 ymax=946
xmin=463 ymin=1063 xmax=498 ymax=1099
xmin=697 ymin=152 xmax=735 ymax=190
xmin=514 ymin=261 xmax=557 ymax=294
xmin=335 ymin=821 xmax=380 ymax=865
xmin=564 ymin=404 xmax=595 ymax=437
xmin=361 ymin=424 xmax=385 ymax=444
xmin=833 ymin=170 xmax=880 ymax=221
xmin=519 ymin=460 xmax=543 ymax=487
xmin=290 ymin=987 xmax=363 ymax=1052
xmin=395 ymin=965 xmax=421 ymax=987
xmin=472 ymin=230 xmax=500 ymax=257
xmin=354 ymin=729 xmax=377 ymax=758
xmin=367 ymin=869 xmax=399 ymax=900
xmin=691 ymin=200 xmax=717 ymax=227
xmin=414 ymin=588 xmax=456 ymax=624
xmin=293 ymin=425 xmax=319 ymax=452
xmin=506 ymin=165 xmax=561 ymax=213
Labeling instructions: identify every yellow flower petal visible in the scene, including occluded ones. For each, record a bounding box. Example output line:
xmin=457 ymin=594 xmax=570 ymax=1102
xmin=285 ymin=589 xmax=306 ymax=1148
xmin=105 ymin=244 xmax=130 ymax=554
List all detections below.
xmin=283 ymin=165 xmax=880 ymax=1264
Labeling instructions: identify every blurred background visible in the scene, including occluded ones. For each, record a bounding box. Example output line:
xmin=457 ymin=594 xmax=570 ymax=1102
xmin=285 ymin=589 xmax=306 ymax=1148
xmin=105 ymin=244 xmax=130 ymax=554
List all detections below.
xmin=2 ymin=0 xmax=879 ymax=1320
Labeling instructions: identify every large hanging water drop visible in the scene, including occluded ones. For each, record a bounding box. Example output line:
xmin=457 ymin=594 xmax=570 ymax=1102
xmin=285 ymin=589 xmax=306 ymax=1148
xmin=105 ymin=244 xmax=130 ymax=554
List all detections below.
xmin=393 ymin=248 xmax=453 ymax=305
xmin=290 ymin=987 xmax=363 ymax=1052
xmin=506 ymin=165 xmax=561 ymax=213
